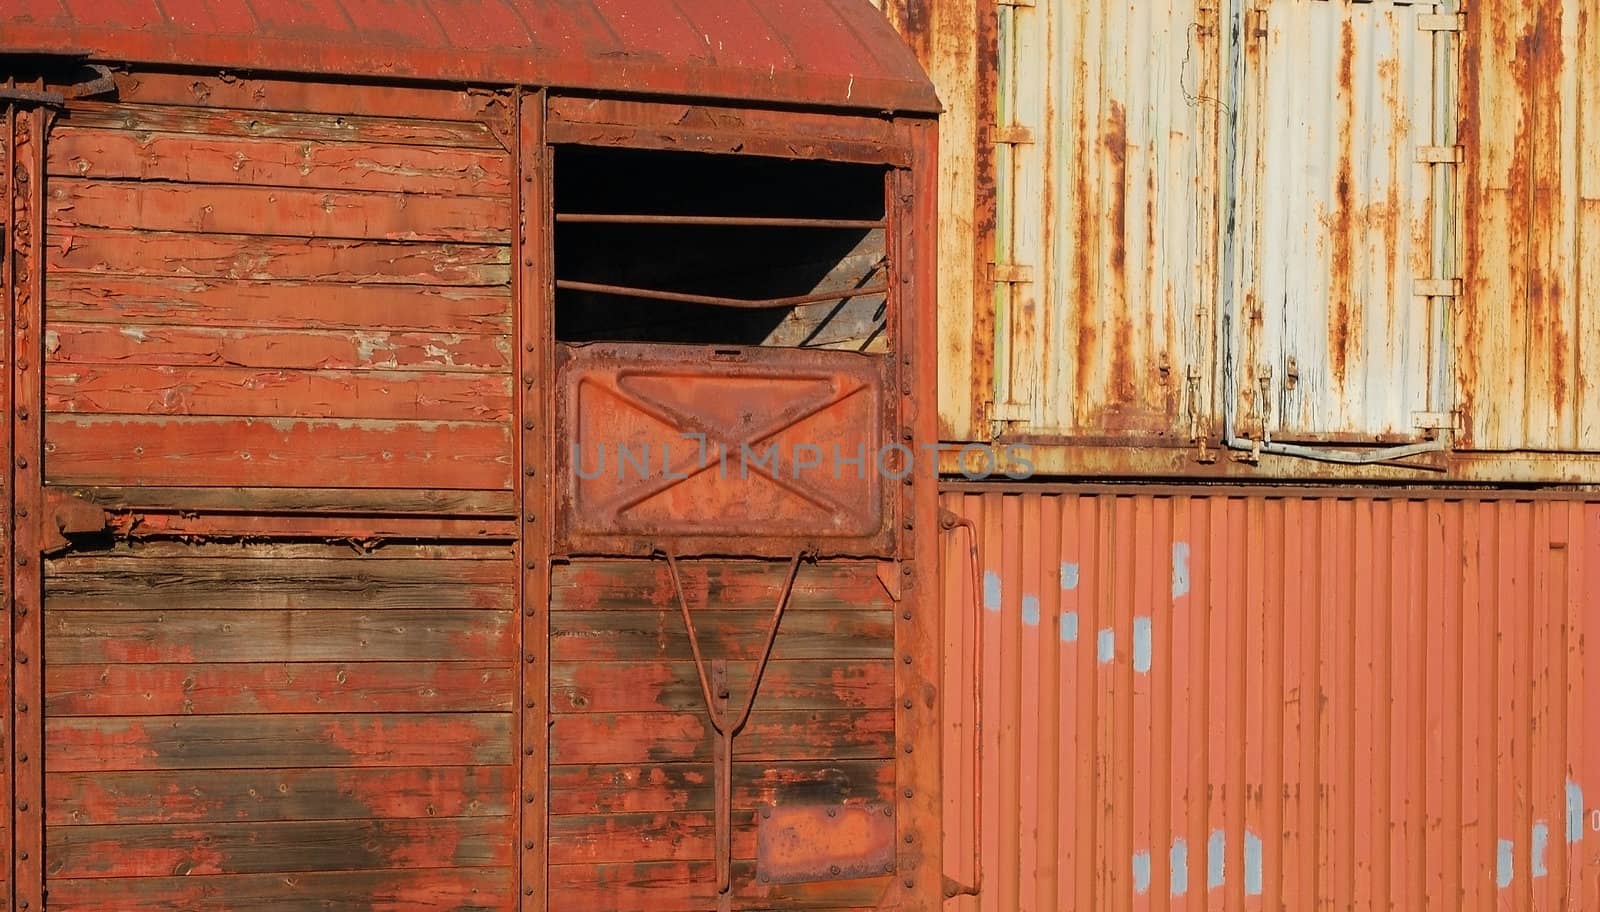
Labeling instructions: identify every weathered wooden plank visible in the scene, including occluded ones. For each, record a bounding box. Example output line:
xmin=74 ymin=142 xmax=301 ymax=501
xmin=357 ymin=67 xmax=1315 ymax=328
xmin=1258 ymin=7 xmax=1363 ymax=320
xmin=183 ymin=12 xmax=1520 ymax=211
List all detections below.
xmin=553 ymin=559 xmax=892 ymax=612
xmin=47 ymin=556 xmax=513 ymax=605
xmin=49 ymin=180 xmax=513 ymax=243
xmin=550 ymin=609 xmax=893 ymax=662
xmin=548 ymin=860 xmax=891 ymax=912
xmin=46 ymin=662 xmax=516 ymax=715
xmin=47 ymin=274 xmax=511 ymax=333
xmin=49 ymin=816 xmax=514 ymax=878
xmin=549 ymin=710 xmax=895 ymax=765
xmin=45 ymin=610 xmax=514 ymax=664
xmin=49 ymin=126 xmax=512 ymax=194
xmin=46 ymin=364 xmax=514 ymax=422
xmin=47 ymin=323 xmax=511 ymax=372
xmin=45 ymin=866 xmax=515 ymax=912
xmin=45 ymin=415 xmax=515 ymax=490
xmin=59 ymin=488 xmax=519 ymax=518
xmin=46 ymin=713 xmax=513 ymax=771
xmin=50 ymin=228 xmax=512 ymax=285
xmin=549 ymin=659 xmax=893 ymax=713
xmin=547 ymin=760 xmax=894 ymax=815
xmin=60 ymin=102 xmax=503 ymax=150
xmin=549 ymin=811 xmax=756 ymax=866
xmin=48 ymin=765 xmax=514 ymax=826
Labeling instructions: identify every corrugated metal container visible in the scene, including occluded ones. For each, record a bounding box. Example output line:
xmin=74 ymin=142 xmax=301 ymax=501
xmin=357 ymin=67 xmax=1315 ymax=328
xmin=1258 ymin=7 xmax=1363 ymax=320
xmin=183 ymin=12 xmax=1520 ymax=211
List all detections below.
xmin=939 ymin=487 xmax=1600 ymax=910
xmin=890 ymin=0 xmax=1600 ymax=483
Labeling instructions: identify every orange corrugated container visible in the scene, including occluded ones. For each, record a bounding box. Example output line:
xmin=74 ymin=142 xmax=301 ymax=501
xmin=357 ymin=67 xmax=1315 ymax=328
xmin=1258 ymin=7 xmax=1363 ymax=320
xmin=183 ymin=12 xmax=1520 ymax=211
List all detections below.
xmin=939 ymin=486 xmax=1600 ymax=911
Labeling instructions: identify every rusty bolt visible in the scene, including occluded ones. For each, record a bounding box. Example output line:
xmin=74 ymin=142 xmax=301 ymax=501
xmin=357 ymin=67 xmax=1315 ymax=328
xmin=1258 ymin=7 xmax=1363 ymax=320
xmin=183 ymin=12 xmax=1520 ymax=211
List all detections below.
xmin=525 ymin=793 xmax=536 ymax=804
xmin=526 ymin=514 xmax=537 ymax=523
xmin=885 ymin=863 xmax=895 ymax=872
xmin=526 ymin=654 xmax=537 ymax=664
xmin=524 ymin=747 xmax=535 ymax=756
xmin=527 ymin=560 xmax=538 ymax=570
xmin=902 ymin=788 xmax=913 ymax=798
xmin=17 ymin=703 xmax=26 ymax=713
xmin=16 ymin=407 xmax=26 ymax=420
xmin=903 ymin=744 xmax=913 ymax=754
xmin=902 ymin=610 xmax=912 ymax=621
xmin=525 ymin=699 xmax=536 ymax=709
xmin=525 ymin=841 xmax=535 ymax=850
xmin=18 ymin=801 xmax=27 ymax=811
xmin=524 ymin=420 xmax=536 ymax=430
xmin=760 ymin=875 xmax=769 ymax=884
xmin=904 ymin=834 xmax=913 ymax=843
xmin=17 ymin=753 xmax=25 ymax=763
xmin=830 ymin=865 xmax=842 ymax=876
xmin=525 ymin=888 xmax=534 ymax=896
xmin=16 ymin=507 xmax=27 ymax=518
xmin=903 ymin=698 xmax=913 ymax=709
xmin=525 ymin=467 xmax=537 ymax=477
xmin=902 ymin=654 xmax=912 ymax=665
xmin=904 ymin=878 xmax=915 ymax=889
xmin=19 ymin=851 xmax=26 ymax=860
xmin=901 ymin=565 xmax=912 ymax=576
xmin=904 ymin=521 xmax=914 ymax=531
xmin=761 ymin=807 xmax=771 ymax=819
xmin=826 ymin=807 xmax=837 ymax=818
xmin=18 ymin=556 xmax=28 ymax=567
xmin=15 ymin=457 xmax=24 ymax=468
xmin=525 ymin=608 xmax=536 ymax=617
xmin=16 ymin=653 xmax=25 ymax=664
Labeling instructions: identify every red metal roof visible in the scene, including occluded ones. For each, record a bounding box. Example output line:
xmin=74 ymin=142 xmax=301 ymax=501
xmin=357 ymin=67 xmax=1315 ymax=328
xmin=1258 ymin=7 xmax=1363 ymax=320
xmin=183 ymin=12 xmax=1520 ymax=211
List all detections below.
xmin=1 ymin=0 xmax=940 ymax=114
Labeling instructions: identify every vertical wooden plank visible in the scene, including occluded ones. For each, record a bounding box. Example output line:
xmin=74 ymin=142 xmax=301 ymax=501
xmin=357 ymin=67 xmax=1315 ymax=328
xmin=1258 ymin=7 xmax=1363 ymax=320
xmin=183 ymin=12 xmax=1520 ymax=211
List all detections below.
xmin=517 ymin=88 xmax=551 ymax=912
xmin=11 ymin=101 xmax=46 ymax=912
xmin=0 ymin=97 xmax=14 ymax=912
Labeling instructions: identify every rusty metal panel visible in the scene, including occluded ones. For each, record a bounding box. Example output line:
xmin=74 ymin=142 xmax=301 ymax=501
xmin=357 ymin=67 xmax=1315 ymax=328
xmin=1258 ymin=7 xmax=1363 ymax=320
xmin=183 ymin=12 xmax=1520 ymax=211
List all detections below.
xmin=554 ymin=342 xmax=895 ymax=558
xmin=0 ymin=0 xmax=940 ymax=115
xmin=939 ymin=486 xmax=1600 ymax=911
xmin=756 ymin=803 xmax=897 ymax=884
xmin=1228 ymin=0 xmax=1445 ymax=444
xmin=1459 ymin=0 xmax=1600 ymax=452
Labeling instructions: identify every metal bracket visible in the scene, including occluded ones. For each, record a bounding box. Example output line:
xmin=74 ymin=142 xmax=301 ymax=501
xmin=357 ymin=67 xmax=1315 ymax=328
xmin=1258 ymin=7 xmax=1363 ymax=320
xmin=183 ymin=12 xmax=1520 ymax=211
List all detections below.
xmin=1414 ymin=277 xmax=1463 ymax=297
xmin=1412 ymin=411 xmax=1461 ymax=431
xmin=756 ymin=803 xmax=897 ymax=884
xmin=1418 ymin=13 xmax=1464 ymax=31
xmin=1416 ymin=145 xmax=1464 ymax=164
xmin=988 ymin=262 xmax=1034 ymax=284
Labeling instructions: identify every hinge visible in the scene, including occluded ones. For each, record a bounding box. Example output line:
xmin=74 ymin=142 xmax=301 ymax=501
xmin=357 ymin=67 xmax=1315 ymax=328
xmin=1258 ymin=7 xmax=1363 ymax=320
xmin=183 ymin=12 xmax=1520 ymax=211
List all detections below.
xmin=988 ymin=124 xmax=1035 ymax=145
xmin=1418 ymin=13 xmax=1464 ymax=31
xmin=1415 ymin=145 xmax=1464 ymax=164
xmin=1412 ymin=411 xmax=1461 ymax=431
xmin=1246 ymin=8 xmax=1268 ymax=39
xmin=988 ymin=262 xmax=1034 ymax=284
xmin=996 ymin=0 xmax=1035 ymax=7
xmin=1414 ymin=278 xmax=1463 ymax=297
xmin=988 ymin=400 xmax=1033 ymax=423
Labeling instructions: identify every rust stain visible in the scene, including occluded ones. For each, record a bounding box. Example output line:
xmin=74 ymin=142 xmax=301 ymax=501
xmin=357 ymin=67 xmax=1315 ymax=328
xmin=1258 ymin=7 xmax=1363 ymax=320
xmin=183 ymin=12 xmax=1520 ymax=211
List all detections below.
xmin=1329 ymin=19 xmax=1357 ymax=388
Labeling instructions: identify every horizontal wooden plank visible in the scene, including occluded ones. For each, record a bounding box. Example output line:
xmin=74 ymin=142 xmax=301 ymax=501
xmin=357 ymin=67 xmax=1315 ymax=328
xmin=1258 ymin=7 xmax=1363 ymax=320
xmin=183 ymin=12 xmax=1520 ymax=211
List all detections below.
xmin=550 ymin=610 xmax=893 ymax=662
xmin=547 ymin=760 xmax=894 ymax=815
xmin=49 ymin=180 xmax=513 ymax=243
xmin=48 ymin=765 xmax=513 ymax=826
xmin=549 ymin=860 xmax=890 ymax=912
xmin=61 ymin=102 xmax=504 ymax=149
xmin=46 ymin=662 xmax=516 ymax=715
xmin=549 ymin=710 xmax=895 ymax=765
xmin=46 ymin=365 xmax=514 ymax=422
xmin=47 ymin=713 xmax=512 ymax=771
xmin=48 ymin=274 xmax=511 ymax=333
xmin=45 ymin=415 xmax=515 ymax=490
xmin=47 ymin=323 xmax=510 ymax=372
xmin=553 ymin=559 xmax=892 ymax=613
xmin=550 ymin=811 xmax=759 ymax=866
xmin=45 ymin=610 xmax=514 ymax=664
xmin=51 ymin=228 xmax=512 ymax=285
xmin=47 ymin=556 xmax=513 ymax=607
xmin=59 ymin=488 xmax=519 ymax=518
xmin=45 ymin=866 xmax=515 ymax=912
xmin=550 ymin=659 xmax=893 ymax=713
xmin=49 ymin=816 xmax=514 ymax=878
xmin=49 ymin=126 xmax=512 ymax=194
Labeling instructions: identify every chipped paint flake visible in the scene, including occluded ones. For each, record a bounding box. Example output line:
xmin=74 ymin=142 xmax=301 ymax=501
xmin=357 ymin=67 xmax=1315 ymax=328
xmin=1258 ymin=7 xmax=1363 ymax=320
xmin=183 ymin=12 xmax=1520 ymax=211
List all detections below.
xmin=1096 ymin=628 xmax=1114 ymax=664
xmin=1172 ymin=541 xmax=1191 ymax=597
xmin=983 ymin=570 xmax=1002 ymax=612
xmin=1170 ymin=837 xmax=1188 ymax=896
xmin=1021 ymin=594 xmax=1041 ymax=626
xmin=1207 ymin=830 xmax=1225 ymax=890
xmin=1568 ymin=780 xmax=1584 ymax=844
xmin=1132 ymin=616 xmax=1152 ymax=673
xmin=1059 ymin=611 xmax=1079 ymax=643
xmin=1531 ymin=821 xmax=1548 ymax=878
xmin=1060 ymin=561 xmax=1080 ymax=590
xmin=1497 ymin=838 xmax=1513 ymax=888
xmin=1133 ymin=850 xmax=1152 ymax=895
xmin=1244 ymin=830 xmax=1263 ymax=896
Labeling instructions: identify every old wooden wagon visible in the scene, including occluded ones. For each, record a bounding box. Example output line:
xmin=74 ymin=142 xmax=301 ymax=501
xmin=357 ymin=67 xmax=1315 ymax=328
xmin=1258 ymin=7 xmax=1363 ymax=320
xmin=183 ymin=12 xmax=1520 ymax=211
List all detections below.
xmin=0 ymin=3 xmax=942 ymax=909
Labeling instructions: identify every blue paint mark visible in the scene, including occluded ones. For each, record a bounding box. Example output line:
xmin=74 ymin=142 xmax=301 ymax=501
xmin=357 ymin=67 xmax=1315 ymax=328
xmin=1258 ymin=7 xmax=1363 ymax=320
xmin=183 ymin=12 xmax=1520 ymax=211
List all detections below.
xmin=1207 ymin=830 xmax=1225 ymax=890
xmin=1170 ymin=838 xmax=1189 ymax=896
xmin=1060 ymin=561 xmax=1080 ymax=590
xmin=1497 ymin=838 xmax=1514 ymax=888
xmin=1021 ymin=594 xmax=1041 ymax=627
xmin=1133 ymin=616 xmax=1153 ymax=673
xmin=1172 ymin=541 xmax=1191 ymax=598
xmin=983 ymin=571 xmax=1002 ymax=612
xmin=1097 ymin=628 xmax=1115 ymax=664
xmin=1132 ymin=850 xmax=1151 ymax=895
xmin=1532 ymin=822 xmax=1549 ymax=878
xmin=1244 ymin=830 xmax=1263 ymax=897
xmin=1569 ymin=780 xmax=1585 ymax=844
xmin=1060 ymin=611 xmax=1080 ymax=643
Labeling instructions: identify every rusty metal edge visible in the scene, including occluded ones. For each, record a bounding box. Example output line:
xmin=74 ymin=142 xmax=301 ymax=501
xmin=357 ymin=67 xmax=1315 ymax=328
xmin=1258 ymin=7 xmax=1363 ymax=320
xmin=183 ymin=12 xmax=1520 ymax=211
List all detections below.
xmin=10 ymin=99 xmax=46 ymax=912
xmin=937 ymin=479 xmax=1600 ymax=503
xmin=516 ymin=86 xmax=552 ymax=912
xmin=1 ymin=94 xmax=15 ymax=912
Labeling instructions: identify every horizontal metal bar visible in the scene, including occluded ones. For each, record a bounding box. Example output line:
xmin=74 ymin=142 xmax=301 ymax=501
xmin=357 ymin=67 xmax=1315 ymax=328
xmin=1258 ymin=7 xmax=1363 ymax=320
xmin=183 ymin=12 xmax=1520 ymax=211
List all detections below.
xmin=555 ymin=280 xmax=889 ymax=310
xmin=555 ymin=213 xmax=885 ymax=229
xmin=0 ymin=86 xmax=65 ymax=105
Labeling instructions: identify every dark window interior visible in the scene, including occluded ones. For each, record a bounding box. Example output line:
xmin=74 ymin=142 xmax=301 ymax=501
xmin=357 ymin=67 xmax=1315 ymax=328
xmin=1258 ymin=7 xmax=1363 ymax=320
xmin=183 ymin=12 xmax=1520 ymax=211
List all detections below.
xmin=553 ymin=146 xmax=890 ymax=350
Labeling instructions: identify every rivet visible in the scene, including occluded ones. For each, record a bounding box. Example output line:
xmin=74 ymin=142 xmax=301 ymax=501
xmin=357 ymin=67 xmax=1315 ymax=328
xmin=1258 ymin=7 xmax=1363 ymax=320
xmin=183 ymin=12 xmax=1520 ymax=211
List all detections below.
xmin=18 ymin=801 xmax=27 ymax=811
xmin=19 ymin=851 xmax=27 ymax=860
xmin=524 ymin=173 xmax=534 ymax=183
xmin=903 ymin=744 xmax=913 ymax=754
xmin=17 ymin=407 xmax=27 ymax=420
xmin=903 ymin=698 xmax=912 ymax=709
xmin=830 ymin=865 xmax=841 ymax=876
xmin=525 ymin=888 xmax=535 ymax=896
xmin=18 ymin=556 xmax=28 ymax=567
xmin=525 ymin=841 xmax=535 ymax=850
xmin=902 ymin=610 xmax=912 ymax=620
xmin=525 ymin=793 xmax=536 ymax=803
xmin=524 ymin=257 xmax=534 ymax=267
xmin=526 ymin=342 xmax=536 ymax=352
xmin=19 ymin=899 xmax=27 ymax=909
xmin=16 ymin=507 xmax=26 ymax=518
xmin=524 ymin=375 xmax=536 ymax=386
xmin=18 ymin=703 xmax=26 ymax=713
xmin=526 ymin=654 xmax=537 ymax=664
xmin=903 ymin=475 xmax=913 ymax=486
xmin=17 ymin=653 xmax=25 ymax=664
xmin=902 ymin=654 xmax=912 ymax=665
xmin=884 ymin=806 xmax=893 ymax=816
xmin=826 ymin=807 xmax=837 ymax=818
xmin=525 ymin=608 xmax=536 ymax=617
xmin=760 ymin=875 xmax=769 ymax=884
xmin=15 ymin=457 xmax=24 ymax=468
xmin=18 ymin=753 xmax=26 ymax=763
xmin=526 ymin=514 xmax=537 ymax=523
xmin=525 ymin=700 xmax=536 ymax=709
xmin=761 ymin=807 xmax=771 ymax=819
xmin=904 ymin=521 xmax=914 ymax=531
xmin=902 ymin=788 xmax=913 ymax=798
xmin=901 ymin=565 xmax=913 ymax=577
xmin=524 ymin=747 xmax=535 ymax=756
xmin=524 ymin=420 xmax=536 ymax=430
xmin=904 ymin=878 xmax=915 ymax=889
xmin=904 ymin=834 xmax=913 ymax=844
xmin=525 ymin=467 xmax=537 ymax=477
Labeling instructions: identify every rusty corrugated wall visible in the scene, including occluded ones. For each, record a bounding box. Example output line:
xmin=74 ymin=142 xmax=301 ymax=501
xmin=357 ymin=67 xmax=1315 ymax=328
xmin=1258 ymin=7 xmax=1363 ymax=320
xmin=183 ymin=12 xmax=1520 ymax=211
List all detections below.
xmin=884 ymin=0 xmax=1600 ymax=481
xmin=940 ymin=488 xmax=1600 ymax=910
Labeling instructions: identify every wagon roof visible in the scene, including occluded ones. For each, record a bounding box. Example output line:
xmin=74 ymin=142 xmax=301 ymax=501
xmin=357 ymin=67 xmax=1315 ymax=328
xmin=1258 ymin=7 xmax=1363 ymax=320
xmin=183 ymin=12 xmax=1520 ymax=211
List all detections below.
xmin=1 ymin=0 xmax=940 ymax=115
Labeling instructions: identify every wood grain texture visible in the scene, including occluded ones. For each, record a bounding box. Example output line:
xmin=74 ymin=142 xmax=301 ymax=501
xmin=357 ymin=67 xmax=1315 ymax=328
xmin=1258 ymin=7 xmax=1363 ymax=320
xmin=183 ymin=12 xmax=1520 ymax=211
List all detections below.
xmin=548 ymin=710 xmax=895 ymax=764
xmin=548 ymin=860 xmax=891 ymax=912
xmin=59 ymin=489 xmax=519 ymax=517
xmin=549 ymin=659 xmax=893 ymax=713
xmin=552 ymin=559 xmax=892 ymax=612
xmin=44 ymin=866 xmax=515 ymax=912
xmin=47 ymin=713 xmax=513 ymax=771
xmin=47 ymin=275 xmax=511 ymax=333
xmin=45 ymin=609 xmax=514 ymax=664
xmin=48 ymin=817 xmax=515 ymax=878
xmin=547 ymin=760 xmax=894 ymax=815
xmin=46 ymin=662 xmax=516 ymax=715
xmin=48 ymin=766 xmax=514 ymax=826
xmin=58 ymin=103 xmax=504 ymax=150
xmin=550 ymin=609 xmax=893 ymax=662
xmin=47 ymin=323 xmax=510 ymax=372
xmin=45 ymin=415 xmax=514 ymax=489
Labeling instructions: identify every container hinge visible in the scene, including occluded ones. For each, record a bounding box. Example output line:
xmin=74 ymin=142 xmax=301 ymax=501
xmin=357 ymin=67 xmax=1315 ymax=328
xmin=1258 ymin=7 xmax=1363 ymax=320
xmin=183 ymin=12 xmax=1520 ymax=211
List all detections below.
xmin=988 ymin=124 xmax=1035 ymax=145
xmin=1418 ymin=13 xmax=1464 ymax=31
xmin=988 ymin=262 xmax=1034 ymax=285
xmin=1414 ymin=278 xmax=1462 ymax=298
xmin=1412 ymin=411 xmax=1461 ymax=431
xmin=987 ymin=400 xmax=1033 ymax=423
xmin=1415 ymin=145 xmax=1464 ymax=164
xmin=996 ymin=0 xmax=1035 ymax=7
